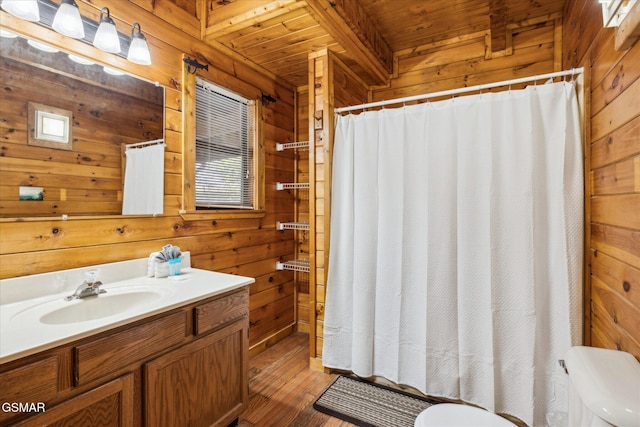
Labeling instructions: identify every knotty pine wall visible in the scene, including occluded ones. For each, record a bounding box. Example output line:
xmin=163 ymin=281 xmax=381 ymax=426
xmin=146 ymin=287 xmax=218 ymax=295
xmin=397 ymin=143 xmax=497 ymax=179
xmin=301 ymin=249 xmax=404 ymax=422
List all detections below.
xmin=372 ymin=11 xmax=562 ymax=102
xmin=0 ymin=1 xmax=297 ymax=356
xmin=563 ymin=1 xmax=640 ymax=360
xmin=305 ymin=50 xmax=369 ymax=362
xmin=295 ymin=86 xmax=311 ymax=334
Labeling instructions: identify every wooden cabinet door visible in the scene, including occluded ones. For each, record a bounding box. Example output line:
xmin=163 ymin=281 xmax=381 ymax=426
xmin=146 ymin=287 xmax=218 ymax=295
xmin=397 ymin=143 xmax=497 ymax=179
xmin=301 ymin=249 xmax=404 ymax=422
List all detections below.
xmin=13 ymin=374 xmax=134 ymax=427
xmin=144 ymin=319 xmax=248 ymax=427
xmin=0 ymin=356 xmax=59 ymax=425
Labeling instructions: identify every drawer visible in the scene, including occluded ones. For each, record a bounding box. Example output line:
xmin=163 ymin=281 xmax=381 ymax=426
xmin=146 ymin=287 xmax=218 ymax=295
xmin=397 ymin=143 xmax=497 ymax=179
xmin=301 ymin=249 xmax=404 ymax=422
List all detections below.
xmin=74 ymin=311 xmax=186 ymax=385
xmin=194 ymin=288 xmax=248 ymax=336
xmin=0 ymin=356 xmax=58 ymax=424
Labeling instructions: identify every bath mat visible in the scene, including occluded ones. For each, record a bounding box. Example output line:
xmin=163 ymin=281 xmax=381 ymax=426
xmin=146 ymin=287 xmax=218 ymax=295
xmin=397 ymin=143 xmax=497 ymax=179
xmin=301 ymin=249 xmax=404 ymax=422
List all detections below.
xmin=313 ymin=375 xmax=437 ymax=427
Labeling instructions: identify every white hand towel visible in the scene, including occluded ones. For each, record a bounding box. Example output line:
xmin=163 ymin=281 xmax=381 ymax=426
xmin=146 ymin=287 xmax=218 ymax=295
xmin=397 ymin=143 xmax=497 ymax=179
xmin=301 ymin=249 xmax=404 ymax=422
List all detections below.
xmin=122 ymin=144 xmax=164 ymax=215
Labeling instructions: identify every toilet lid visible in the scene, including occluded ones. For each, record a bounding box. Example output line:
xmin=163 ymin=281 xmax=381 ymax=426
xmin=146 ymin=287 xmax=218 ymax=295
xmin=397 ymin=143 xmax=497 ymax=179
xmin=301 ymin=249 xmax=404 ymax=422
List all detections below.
xmin=415 ymin=403 xmax=516 ymax=427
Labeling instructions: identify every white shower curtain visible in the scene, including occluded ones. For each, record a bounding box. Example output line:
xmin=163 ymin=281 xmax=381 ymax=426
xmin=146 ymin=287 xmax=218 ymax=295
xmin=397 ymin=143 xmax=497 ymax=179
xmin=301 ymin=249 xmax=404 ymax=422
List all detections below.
xmin=323 ymin=81 xmax=583 ymax=426
xmin=122 ymin=144 xmax=165 ymax=215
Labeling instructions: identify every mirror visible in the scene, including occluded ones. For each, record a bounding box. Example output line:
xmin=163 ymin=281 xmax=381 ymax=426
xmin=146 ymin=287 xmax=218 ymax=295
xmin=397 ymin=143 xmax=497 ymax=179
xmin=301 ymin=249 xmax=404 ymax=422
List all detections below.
xmin=0 ymin=34 xmax=164 ymax=218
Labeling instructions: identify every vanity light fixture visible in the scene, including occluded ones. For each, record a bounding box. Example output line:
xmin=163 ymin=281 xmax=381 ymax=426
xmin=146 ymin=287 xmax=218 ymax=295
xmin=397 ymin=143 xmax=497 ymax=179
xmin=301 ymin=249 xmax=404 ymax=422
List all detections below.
xmin=93 ymin=7 xmax=120 ymax=54
xmin=3 ymin=0 xmax=153 ymax=66
xmin=52 ymin=0 xmax=84 ymax=39
xmin=0 ymin=0 xmax=40 ymax=22
xmin=126 ymin=23 xmax=151 ymax=65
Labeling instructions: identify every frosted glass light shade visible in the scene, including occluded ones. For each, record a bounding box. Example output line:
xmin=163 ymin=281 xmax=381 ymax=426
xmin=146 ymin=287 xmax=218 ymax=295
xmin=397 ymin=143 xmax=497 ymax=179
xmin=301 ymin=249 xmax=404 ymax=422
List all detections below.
xmin=52 ymin=0 xmax=84 ymax=39
xmin=1 ymin=0 xmax=40 ymax=22
xmin=93 ymin=8 xmax=120 ymax=53
xmin=127 ymin=23 xmax=151 ymax=65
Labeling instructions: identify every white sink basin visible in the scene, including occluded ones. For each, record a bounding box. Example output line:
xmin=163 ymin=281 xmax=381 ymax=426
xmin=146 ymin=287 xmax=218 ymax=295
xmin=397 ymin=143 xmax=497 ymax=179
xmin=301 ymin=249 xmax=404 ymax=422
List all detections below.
xmin=40 ymin=290 xmax=165 ymax=324
xmin=10 ymin=286 xmax=172 ymax=325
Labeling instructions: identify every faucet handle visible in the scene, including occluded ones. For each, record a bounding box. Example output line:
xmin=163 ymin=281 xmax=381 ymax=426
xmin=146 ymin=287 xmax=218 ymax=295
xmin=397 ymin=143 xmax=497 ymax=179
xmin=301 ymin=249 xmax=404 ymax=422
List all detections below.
xmin=93 ymin=281 xmax=106 ymax=293
xmin=84 ymin=269 xmax=100 ymax=285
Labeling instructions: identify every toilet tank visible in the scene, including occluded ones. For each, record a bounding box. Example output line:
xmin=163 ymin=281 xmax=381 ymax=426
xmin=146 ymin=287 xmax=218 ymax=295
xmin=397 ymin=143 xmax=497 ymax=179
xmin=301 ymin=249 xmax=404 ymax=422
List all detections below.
xmin=564 ymin=346 xmax=640 ymax=427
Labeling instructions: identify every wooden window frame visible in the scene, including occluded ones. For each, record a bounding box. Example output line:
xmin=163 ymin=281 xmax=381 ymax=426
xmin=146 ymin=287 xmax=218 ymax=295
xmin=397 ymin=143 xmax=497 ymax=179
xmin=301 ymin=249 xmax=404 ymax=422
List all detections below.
xmin=28 ymin=102 xmax=73 ymax=151
xmin=181 ymin=59 xmax=265 ymax=220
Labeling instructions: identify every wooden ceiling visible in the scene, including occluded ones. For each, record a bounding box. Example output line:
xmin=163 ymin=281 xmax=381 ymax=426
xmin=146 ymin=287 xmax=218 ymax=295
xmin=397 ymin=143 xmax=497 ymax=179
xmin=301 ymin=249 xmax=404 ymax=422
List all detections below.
xmin=201 ymin=0 xmax=567 ymax=88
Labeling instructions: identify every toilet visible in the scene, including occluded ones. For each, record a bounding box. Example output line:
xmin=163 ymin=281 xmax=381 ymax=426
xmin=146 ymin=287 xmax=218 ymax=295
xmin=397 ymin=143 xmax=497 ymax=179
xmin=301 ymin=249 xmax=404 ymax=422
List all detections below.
xmin=564 ymin=346 xmax=640 ymax=427
xmin=414 ymin=403 xmax=516 ymax=426
xmin=414 ymin=346 xmax=640 ymax=427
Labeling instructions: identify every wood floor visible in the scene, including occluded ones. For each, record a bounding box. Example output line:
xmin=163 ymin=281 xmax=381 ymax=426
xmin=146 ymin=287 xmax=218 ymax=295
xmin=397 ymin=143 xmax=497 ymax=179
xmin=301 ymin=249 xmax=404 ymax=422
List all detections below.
xmin=238 ymin=332 xmax=527 ymax=427
xmin=238 ymin=332 xmax=354 ymax=427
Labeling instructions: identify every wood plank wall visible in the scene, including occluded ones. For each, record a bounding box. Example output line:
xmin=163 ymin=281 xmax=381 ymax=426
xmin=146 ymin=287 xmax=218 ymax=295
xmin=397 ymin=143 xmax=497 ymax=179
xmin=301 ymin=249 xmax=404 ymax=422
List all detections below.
xmin=306 ymin=13 xmax=564 ymax=364
xmin=306 ymin=50 xmax=369 ymax=363
xmin=296 ymin=86 xmax=311 ymax=333
xmin=373 ymin=13 xmax=561 ymax=102
xmin=563 ymin=0 xmax=640 ymax=359
xmin=0 ymin=1 xmax=297 ymax=356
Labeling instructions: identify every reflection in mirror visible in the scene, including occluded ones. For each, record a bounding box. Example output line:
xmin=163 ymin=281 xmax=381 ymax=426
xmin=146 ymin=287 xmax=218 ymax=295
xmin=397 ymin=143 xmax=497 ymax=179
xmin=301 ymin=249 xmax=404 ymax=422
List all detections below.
xmin=0 ymin=33 xmax=164 ymax=218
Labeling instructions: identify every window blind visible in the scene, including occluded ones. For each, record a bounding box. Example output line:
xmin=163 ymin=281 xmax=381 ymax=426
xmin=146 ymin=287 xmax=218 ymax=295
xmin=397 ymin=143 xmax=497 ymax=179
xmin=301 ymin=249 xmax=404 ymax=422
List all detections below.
xmin=195 ymin=78 xmax=255 ymax=209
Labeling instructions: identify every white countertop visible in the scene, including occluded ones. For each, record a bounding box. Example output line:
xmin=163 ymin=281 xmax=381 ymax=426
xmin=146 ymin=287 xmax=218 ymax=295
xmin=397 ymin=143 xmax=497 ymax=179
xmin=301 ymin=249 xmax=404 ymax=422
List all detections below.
xmin=0 ymin=256 xmax=254 ymax=364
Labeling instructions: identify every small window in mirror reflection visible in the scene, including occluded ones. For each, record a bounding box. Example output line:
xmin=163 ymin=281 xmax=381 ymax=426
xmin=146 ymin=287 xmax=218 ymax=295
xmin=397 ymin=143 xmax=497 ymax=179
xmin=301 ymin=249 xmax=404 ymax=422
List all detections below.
xmin=28 ymin=102 xmax=73 ymax=150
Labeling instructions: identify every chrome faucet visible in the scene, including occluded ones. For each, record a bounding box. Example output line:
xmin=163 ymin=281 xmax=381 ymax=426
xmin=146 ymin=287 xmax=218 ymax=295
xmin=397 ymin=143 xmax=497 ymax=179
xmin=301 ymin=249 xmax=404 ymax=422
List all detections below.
xmin=65 ymin=269 xmax=106 ymax=301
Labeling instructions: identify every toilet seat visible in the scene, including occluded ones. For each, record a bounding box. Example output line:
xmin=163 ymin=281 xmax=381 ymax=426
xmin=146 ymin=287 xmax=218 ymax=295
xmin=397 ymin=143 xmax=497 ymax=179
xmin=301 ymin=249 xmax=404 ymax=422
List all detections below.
xmin=415 ymin=403 xmax=517 ymax=427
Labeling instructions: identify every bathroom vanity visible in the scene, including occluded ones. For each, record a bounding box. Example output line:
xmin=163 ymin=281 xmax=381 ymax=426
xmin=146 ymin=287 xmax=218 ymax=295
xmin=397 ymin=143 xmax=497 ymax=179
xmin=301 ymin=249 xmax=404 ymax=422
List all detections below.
xmin=0 ymin=257 xmax=253 ymax=427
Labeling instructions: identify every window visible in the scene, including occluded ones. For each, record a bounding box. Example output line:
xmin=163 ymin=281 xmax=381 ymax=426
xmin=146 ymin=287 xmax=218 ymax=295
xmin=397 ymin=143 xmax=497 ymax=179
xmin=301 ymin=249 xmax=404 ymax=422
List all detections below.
xmin=195 ymin=78 xmax=256 ymax=209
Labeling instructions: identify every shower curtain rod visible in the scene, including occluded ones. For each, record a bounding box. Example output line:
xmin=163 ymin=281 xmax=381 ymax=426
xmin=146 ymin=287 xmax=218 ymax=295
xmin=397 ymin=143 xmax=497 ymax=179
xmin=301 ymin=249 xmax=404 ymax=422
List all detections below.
xmin=125 ymin=138 xmax=165 ymax=149
xmin=334 ymin=67 xmax=584 ymax=113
